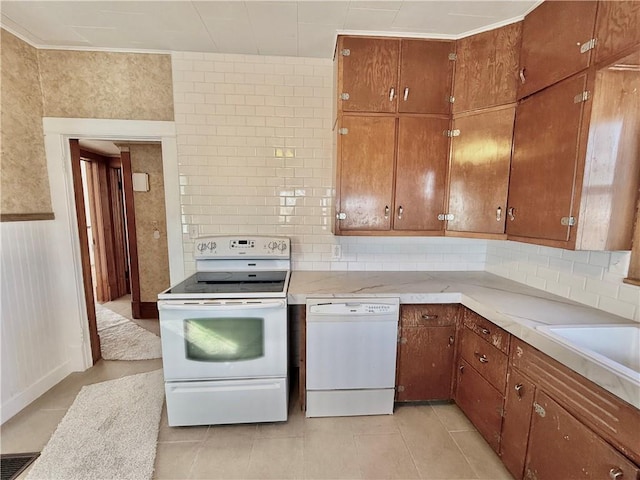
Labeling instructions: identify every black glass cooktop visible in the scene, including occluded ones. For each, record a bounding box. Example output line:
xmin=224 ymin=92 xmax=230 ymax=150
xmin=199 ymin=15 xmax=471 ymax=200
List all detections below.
xmin=165 ymin=271 xmax=288 ymax=295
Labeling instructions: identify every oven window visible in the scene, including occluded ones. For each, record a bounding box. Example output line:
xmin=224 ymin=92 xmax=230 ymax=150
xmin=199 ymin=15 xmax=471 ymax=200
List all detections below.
xmin=184 ymin=317 xmax=264 ymax=362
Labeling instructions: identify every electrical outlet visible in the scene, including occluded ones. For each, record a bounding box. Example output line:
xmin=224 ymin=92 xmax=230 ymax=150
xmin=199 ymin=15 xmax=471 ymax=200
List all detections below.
xmin=331 ymin=244 xmax=342 ymax=260
xmin=189 ymin=225 xmax=199 ymax=239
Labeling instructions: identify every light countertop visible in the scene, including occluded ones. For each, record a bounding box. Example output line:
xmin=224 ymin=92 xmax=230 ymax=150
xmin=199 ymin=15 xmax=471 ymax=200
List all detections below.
xmin=288 ymin=271 xmax=640 ymax=409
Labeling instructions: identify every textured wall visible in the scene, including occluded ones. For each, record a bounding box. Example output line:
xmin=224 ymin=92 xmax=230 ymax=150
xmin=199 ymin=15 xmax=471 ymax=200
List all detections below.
xmin=1 ymin=30 xmax=52 ymax=215
xmin=130 ymin=144 xmax=171 ymax=302
xmin=38 ymin=50 xmax=174 ymax=120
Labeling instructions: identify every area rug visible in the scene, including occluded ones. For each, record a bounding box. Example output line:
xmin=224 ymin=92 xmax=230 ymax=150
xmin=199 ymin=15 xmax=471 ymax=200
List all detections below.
xmin=26 ymin=369 xmax=164 ymax=480
xmin=95 ymin=303 xmax=162 ymax=360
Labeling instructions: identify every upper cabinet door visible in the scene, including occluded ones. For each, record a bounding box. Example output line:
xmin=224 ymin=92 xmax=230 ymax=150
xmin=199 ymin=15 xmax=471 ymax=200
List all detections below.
xmin=594 ymin=1 xmax=640 ymax=65
xmin=507 ymin=73 xmax=589 ymax=242
xmin=447 ymin=107 xmax=515 ymax=235
xmin=336 ymin=116 xmax=396 ymax=231
xmin=398 ymin=40 xmax=454 ymax=114
xmin=338 ymin=37 xmax=400 ymax=113
xmin=453 ymin=22 xmax=522 ymax=113
xmin=518 ymin=1 xmax=597 ymax=99
xmin=394 ymin=117 xmax=449 ymax=232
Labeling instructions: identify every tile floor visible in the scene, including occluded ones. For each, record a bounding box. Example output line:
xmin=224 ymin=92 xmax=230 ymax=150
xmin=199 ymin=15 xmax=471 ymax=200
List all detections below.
xmin=2 ymin=297 xmax=513 ymax=479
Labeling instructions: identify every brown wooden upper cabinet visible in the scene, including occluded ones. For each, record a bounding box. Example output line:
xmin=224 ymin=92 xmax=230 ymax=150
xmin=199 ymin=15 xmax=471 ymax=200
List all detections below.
xmin=335 ymin=115 xmax=449 ymax=234
xmin=453 ymin=22 xmax=522 ymax=113
xmin=594 ymin=0 xmax=640 ymax=65
xmin=337 ymin=36 xmax=454 ymax=115
xmin=508 ymin=48 xmax=640 ymax=250
xmin=447 ymin=106 xmax=515 ymax=236
xmin=518 ymin=1 xmax=598 ymax=100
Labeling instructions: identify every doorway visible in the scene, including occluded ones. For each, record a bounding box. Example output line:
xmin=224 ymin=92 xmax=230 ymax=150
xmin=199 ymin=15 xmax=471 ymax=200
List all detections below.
xmin=69 ymin=138 xmax=170 ymax=363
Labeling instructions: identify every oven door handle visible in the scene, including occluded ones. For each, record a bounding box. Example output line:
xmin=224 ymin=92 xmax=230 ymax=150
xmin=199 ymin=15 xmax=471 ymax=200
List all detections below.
xmin=159 ymin=300 xmax=286 ymax=311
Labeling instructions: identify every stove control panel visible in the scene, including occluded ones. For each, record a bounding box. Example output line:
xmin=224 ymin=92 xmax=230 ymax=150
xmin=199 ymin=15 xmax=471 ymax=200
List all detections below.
xmin=195 ymin=236 xmax=290 ymax=259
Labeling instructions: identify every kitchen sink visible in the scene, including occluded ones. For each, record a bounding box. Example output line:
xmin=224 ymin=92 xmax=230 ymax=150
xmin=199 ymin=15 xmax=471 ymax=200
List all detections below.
xmin=536 ymin=324 xmax=640 ymax=386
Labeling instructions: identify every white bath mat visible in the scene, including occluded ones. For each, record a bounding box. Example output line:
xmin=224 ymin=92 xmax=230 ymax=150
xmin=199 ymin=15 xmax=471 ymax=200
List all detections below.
xmin=26 ymin=369 xmax=164 ymax=480
xmin=95 ymin=303 xmax=162 ymax=361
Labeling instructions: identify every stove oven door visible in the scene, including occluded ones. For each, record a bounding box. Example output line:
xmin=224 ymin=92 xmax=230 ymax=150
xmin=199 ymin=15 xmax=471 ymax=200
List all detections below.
xmin=158 ymin=299 xmax=287 ymax=381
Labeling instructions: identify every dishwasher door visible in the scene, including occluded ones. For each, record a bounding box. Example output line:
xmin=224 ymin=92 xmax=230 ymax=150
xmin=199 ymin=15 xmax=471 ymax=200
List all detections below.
xmin=305 ymin=298 xmax=400 ymax=417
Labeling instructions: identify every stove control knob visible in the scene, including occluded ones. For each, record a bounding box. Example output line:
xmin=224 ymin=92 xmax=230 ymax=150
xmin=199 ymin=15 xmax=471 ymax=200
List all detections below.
xmin=267 ymin=241 xmax=277 ymax=251
xmin=278 ymin=241 xmax=287 ymax=251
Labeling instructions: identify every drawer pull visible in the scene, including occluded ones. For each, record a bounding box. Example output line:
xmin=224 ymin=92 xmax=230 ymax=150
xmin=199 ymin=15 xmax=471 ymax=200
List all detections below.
xmin=480 ymin=328 xmax=490 ymax=335
xmin=609 ymin=468 xmax=624 ymax=480
xmin=514 ymin=383 xmax=523 ymax=398
xmin=476 ymin=353 xmax=489 ymax=363
xmin=389 ymin=87 xmax=396 ymax=102
xmin=459 ymin=365 xmax=465 ymax=373
xmin=421 ymin=314 xmax=439 ymax=321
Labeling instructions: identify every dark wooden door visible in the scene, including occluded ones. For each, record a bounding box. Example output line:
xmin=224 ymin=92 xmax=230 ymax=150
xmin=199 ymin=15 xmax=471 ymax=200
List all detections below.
xmin=594 ymin=1 xmax=640 ymax=65
xmin=448 ymin=107 xmax=515 ymax=234
xmin=453 ymin=22 xmax=522 ymax=113
xmin=107 ymin=164 xmax=129 ymax=297
xmin=500 ymin=369 xmax=536 ymax=480
xmin=455 ymin=358 xmax=504 ymax=453
xmin=394 ymin=116 xmax=449 ymax=231
xmin=396 ymin=304 xmax=458 ymax=402
xmin=518 ymin=1 xmax=598 ymax=99
xmin=525 ymin=391 xmax=640 ymax=480
xmin=339 ymin=37 xmax=400 ymax=113
xmin=69 ymin=140 xmax=101 ymax=364
xmin=337 ymin=115 xmax=396 ymax=231
xmin=398 ymin=40 xmax=453 ymax=114
xmin=507 ymin=73 xmax=588 ymax=241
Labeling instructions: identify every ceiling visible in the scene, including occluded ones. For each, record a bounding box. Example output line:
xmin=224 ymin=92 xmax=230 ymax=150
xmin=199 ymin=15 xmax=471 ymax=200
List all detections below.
xmin=1 ymin=1 xmax=540 ymax=59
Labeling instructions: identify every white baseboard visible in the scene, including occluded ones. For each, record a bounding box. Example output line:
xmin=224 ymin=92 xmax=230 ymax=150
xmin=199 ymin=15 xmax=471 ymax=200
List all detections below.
xmin=1 ymin=361 xmax=73 ymax=424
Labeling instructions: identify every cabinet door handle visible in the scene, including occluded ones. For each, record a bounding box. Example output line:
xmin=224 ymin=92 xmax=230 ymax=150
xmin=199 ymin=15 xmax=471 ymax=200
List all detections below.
xmin=609 ymin=468 xmax=624 ymax=480
xmin=421 ymin=314 xmax=438 ymax=321
xmin=515 ymin=383 xmax=523 ymax=398
xmin=476 ymin=353 xmax=489 ymax=363
xmin=508 ymin=207 xmax=516 ymax=221
xmin=403 ymin=87 xmax=409 ymax=101
xmin=519 ymin=68 xmax=526 ymax=84
xmin=459 ymin=365 xmax=465 ymax=373
xmin=480 ymin=327 xmax=490 ymax=335
xmin=384 ymin=205 xmax=390 ymax=218
xmin=448 ymin=335 xmax=454 ymax=346
xmin=496 ymin=206 xmax=502 ymax=221
xmin=397 ymin=206 xmax=403 ymax=219
xmin=389 ymin=87 xmax=395 ymax=101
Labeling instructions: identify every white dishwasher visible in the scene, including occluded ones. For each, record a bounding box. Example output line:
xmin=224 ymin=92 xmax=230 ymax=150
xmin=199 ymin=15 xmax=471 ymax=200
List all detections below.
xmin=305 ymin=298 xmax=400 ymax=418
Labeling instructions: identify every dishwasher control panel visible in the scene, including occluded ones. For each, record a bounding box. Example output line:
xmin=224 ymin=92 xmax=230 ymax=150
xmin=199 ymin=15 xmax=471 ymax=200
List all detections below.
xmin=307 ymin=298 xmax=400 ymax=316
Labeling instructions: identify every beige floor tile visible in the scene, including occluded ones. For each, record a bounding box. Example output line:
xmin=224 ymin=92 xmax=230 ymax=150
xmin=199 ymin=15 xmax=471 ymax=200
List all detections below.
xmin=430 ymin=402 xmax=476 ymax=433
xmin=355 ymin=433 xmax=420 ymax=480
xmin=0 ymin=408 xmax=67 ymax=454
xmin=451 ymin=431 xmax=513 ymax=480
xmin=304 ymin=415 xmax=355 ymax=435
xmin=245 ymin=436 xmax=304 ymax=479
xmin=303 ymin=430 xmax=361 ymax=479
xmin=153 ymin=441 xmax=202 ymax=479
xmin=347 ymin=413 xmax=399 ymax=435
xmin=190 ymin=432 xmax=254 ymax=479
xmin=395 ymin=405 xmax=476 ymax=479
xmin=158 ymin=406 xmax=209 ymax=443
xmin=257 ymin=405 xmax=305 ymax=438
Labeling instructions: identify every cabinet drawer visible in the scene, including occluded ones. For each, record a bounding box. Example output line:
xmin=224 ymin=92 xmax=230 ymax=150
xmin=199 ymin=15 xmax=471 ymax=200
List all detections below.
xmin=401 ymin=304 xmax=460 ymax=328
xmin=455 ymin=358 xmax=504 ymax=453
xmin=460 ymin=327 xmax=508 ymax=392
xmin=463 ymin=309 xmax=510 ymax=354
xmin=511 ymin=338 xmax=640 ymax=465
xmin=525 ymin=391 xmax=640 ymax=480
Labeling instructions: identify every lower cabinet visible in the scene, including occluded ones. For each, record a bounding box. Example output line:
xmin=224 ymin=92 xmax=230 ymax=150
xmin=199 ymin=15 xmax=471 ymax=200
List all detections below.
xmin=396 ymin=304 xmax=458 ymax=401
xmin=524 ymin=391 xmax=640 ymax=480
xmin=500 ymin=369 xmax=536 ymax=479
xmin=455 ymin=358 xmax=504 ymax=452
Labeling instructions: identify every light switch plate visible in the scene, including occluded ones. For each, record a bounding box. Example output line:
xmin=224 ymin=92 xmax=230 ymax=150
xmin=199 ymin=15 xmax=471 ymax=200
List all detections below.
xmin=331 ymin=244 xmax=342 ymax=260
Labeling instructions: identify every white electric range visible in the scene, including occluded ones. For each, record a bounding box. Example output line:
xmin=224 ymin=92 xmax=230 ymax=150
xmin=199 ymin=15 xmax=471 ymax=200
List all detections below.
xmin=158 ymin=236 xmax=290 ymax=426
